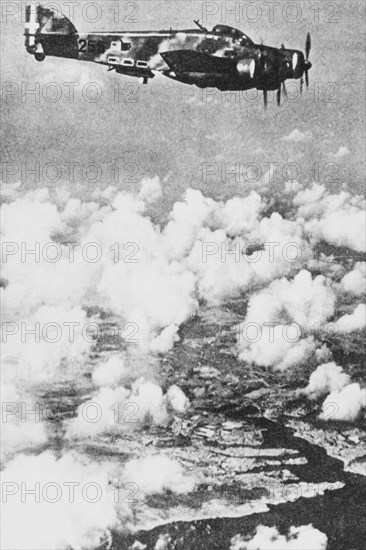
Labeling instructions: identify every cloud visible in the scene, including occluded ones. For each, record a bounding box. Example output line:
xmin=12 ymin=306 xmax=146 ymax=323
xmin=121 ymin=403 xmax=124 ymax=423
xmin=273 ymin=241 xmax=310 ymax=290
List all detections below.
xmin=320 ymin=383 xmax=366 ymax=422
xmin=1 ymin=384 xmax=48 ymax=463
xmin=123 ymin=454 xmax=196 ymax=495
xmin=304 ymin=362 xmax=351 ymax=398
xmin=281 ymin=129 xmax=312 ymax=142
xmin=1 ymin=451 xmax=119 ymax=550
xmin=336 ymin=303 xmax=366 ymax=332
xmin=239 ymin=324 xmax=317 ymax=370
xmin=332 ymin=146 xmax=350 ymax=158
xmin=67 ymin=378 xmax=189 ymax=439
xmin=341 ymin=262 xmax=366 ymax=295
xmin=294 ymin=184 xmax=366 ymax=252
xmin=2 ymin=177 xmax=366 ymax=544
xmin=242 ymin=270 xmax=335 ymax=330
xmin=92 ymin=354 xmax=130 ymax=388
xmin=230 ymin=524 xmax=327 ymax=549
xmin=2 ymin=304 xmax=92 ymax=385
xmin=237 ymin=270 xmax=335 ymax=369
xmin=138 ymin=176 xmax=163 ymax=203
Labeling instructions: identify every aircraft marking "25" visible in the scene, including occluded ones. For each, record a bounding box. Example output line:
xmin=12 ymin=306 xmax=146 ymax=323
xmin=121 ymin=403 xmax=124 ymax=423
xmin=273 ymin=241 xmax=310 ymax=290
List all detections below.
xmin=78 ymin=39 xmax=105 ymax=54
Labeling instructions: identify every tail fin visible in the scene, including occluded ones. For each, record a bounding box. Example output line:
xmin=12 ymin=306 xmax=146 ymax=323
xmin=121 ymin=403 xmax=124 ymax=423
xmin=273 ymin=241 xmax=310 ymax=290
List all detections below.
xmin=25 ymin=3 xmax=78 ymax=61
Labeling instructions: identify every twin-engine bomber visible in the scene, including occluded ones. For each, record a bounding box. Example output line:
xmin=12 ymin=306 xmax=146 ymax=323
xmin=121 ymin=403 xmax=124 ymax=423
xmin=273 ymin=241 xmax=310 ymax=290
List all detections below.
xmin=25 ymin=3 xmax=312 ymax=107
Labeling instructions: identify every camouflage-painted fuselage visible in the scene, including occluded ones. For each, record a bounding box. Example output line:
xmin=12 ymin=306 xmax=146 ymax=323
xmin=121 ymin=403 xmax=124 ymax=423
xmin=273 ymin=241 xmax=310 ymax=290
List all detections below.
xmin=25 ymin=4 xmax=311 ymax=94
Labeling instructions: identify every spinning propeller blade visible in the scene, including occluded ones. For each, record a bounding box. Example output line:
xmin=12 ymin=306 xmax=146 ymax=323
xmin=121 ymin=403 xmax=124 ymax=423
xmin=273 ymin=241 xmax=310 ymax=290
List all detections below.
xmin=305 ymin=33 xmax=311 ymax=61
xmin=304 ymin=32 xmax=312 ymax=89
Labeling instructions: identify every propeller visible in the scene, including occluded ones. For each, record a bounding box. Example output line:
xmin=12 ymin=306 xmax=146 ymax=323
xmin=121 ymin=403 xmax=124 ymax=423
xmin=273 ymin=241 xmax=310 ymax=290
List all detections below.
xmin=304 ymin=32 xmax=312 ymax=89
xmin=277 ymin=44 xmax=289 ymax=106
xmin=263 ymin=90 xmax=268 ymax=109
xmin=305 ymin=32 xmax=311 ymax=59
xmin=277 ymin=86 xmax=281 ymax=106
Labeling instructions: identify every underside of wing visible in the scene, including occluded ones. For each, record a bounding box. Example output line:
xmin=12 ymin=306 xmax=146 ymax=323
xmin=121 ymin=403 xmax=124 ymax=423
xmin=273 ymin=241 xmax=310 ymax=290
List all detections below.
xmin=160 ymin=50 xmax=236 ymax=75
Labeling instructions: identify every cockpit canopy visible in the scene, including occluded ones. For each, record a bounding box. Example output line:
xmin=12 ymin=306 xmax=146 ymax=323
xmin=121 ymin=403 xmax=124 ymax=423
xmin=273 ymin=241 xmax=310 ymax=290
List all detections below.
xmin=212 ymin=24 xmax=253 ymax=44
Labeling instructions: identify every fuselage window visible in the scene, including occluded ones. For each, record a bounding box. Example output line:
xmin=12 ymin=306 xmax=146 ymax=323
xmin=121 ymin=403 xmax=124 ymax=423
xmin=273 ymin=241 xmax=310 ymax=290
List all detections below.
xmin=136 ymin=60 xmax=149 ymax=68
xmin=121 ymin=58 xmax=134 ymax=66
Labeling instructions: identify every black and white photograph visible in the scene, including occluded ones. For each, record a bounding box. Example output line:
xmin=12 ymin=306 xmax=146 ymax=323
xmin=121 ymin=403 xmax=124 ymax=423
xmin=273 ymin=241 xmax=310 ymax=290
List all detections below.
xmin=1 ymin=1 xmax=365 ymax=548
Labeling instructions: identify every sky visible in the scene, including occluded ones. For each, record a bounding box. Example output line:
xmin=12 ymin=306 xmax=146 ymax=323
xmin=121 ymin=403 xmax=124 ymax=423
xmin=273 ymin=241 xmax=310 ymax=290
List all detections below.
xmin=1 ymin=0 xmax=365 ymax=208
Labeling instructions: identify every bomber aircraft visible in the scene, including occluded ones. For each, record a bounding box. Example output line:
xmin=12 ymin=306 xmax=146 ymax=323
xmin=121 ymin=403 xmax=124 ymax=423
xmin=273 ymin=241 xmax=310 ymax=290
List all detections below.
xmin=25 ymin=3 xmax=312 ymax=107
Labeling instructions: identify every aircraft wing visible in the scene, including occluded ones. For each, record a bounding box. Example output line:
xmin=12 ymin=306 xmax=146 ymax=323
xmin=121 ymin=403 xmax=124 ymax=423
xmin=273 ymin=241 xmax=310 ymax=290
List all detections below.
xmin=160 ymin=50 xmax=237 ymax=75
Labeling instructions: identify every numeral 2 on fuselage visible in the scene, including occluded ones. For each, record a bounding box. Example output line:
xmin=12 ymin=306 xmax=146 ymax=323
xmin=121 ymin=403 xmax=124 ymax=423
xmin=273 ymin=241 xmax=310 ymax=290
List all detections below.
xmin=78 ymin=39 xmax=105 ymax=54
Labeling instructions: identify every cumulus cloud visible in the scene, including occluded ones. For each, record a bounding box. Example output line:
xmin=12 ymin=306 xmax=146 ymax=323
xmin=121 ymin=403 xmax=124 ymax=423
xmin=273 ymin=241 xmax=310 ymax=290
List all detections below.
xmin=243 ymin=270 xmax=335 ymax=329
xmin=92 ymin=354 xmax=129 ymax=388
xmin=1 ymin=384 xmax=48 ymax=463
xmin=340 ymin=262 xmax=366 ymax=295
xmin=305 ymin=362 xmax=351 ymax=398
xmin=2 ymin=177 xmax=365 ymax=545
xmin=123 ymin=454 xmax=196 ymax=495
xmin=150 ymin=324 xmax=180 ymax=353
xmin=138 ymin=176 xmax=163 ymax=203
xmin=230 ymin=524 xmax=327 ymax=549
xmin=281 ymin=129 xmax=312 ymax=142
xmin=237 ymin=270 xmax=335 ymax=369
xmin=294 ymin=184 xmax=366 ymax=252
xmin=336 ymin=303 xmax=366 ymax=332
xmin=238 ymin=324 xmax=316 ymax=370
xmin=166 ymin=385 xmax=190 ymax=413
xmin=304 ymin=362 xmax=365 ymax=422
xmin=67 ymin=378 xmax=189 ymax=439
xmin=332 ymin=146 xmax=350 ymax=158
xmin=2 ymin=304 xmax=92 ymax=385
xmin=320 ymin=383 xmax=366 ymax=422
xmin=1 ymin=451 xmax=119 ymax=550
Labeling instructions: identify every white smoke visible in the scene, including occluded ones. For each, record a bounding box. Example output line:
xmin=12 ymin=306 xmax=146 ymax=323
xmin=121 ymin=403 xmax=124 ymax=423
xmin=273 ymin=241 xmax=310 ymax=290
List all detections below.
xmin=230 ymin=524 xmax=328 ymax=549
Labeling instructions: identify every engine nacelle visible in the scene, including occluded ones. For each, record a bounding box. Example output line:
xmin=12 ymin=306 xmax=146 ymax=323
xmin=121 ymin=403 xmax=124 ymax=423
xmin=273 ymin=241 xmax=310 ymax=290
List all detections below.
xmin=237 ymin=58 xmax=256 ymax=79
